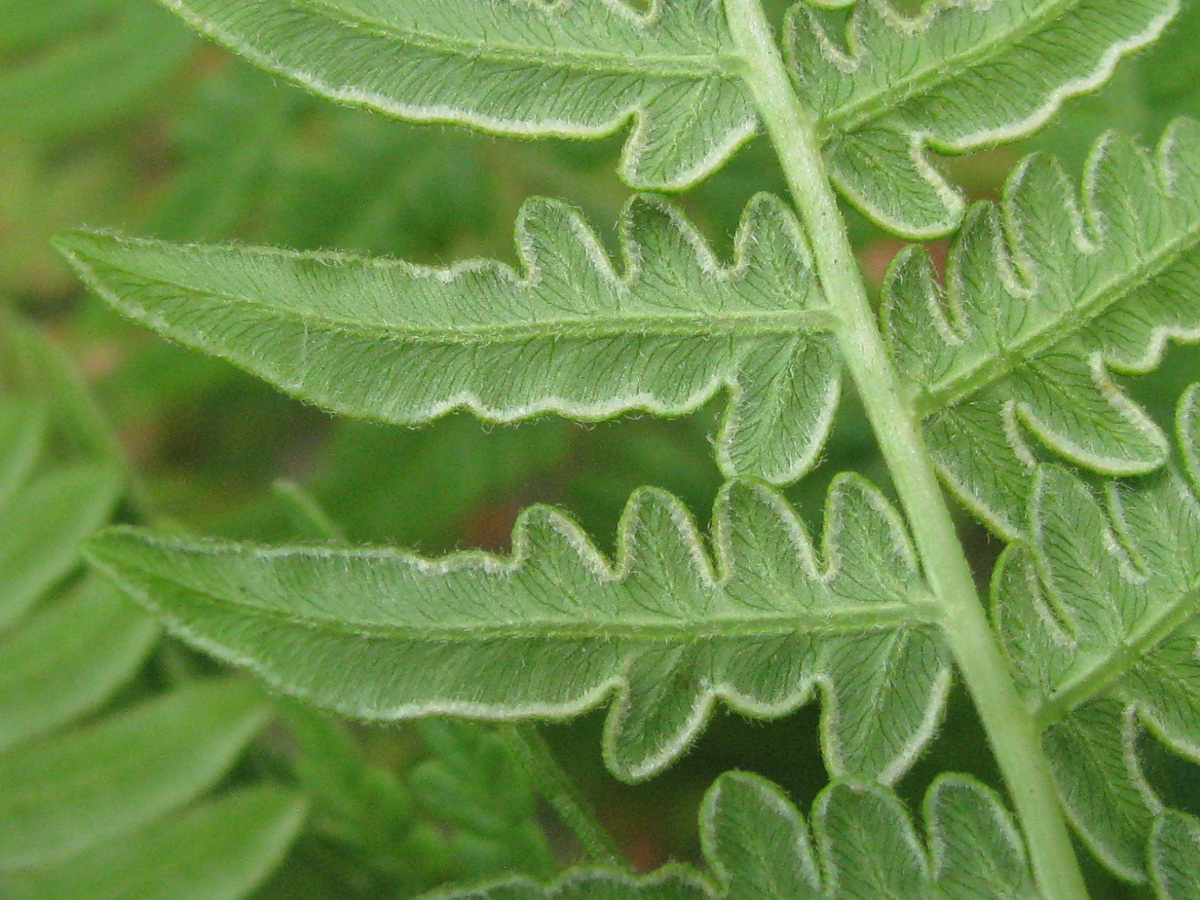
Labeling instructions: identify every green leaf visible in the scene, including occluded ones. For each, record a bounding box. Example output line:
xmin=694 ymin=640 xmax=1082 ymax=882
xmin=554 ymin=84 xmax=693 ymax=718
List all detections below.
xmin=424 ymin=772 xmax=1036 ymax=898
xmin=59 ymin=193 xmax=841 ymax=486
xmin=992 ymin=384 xmax=1200 ymax=880
xmin=1151 ymin=811 xmax=1200 ymax=899
xmin=925 ymin=775 xmax=1040 ymax=900
xmin=0 ymin=0 xmax=114 ymax=52
xmin=0 ymin=0 xmax=196 ymax=139
xmin=886 ymin=121 xmax=1200 ymax=536
xmin=0 ymin=460 xmax=123 ymax=628
xmin=0 ymin=315 xmax=301 ymax=898
xmin=0 ymin=678 xmax=270 ymax=870
xmin=0 ymin=786 xmax=305 ymax=900
xmin=788 ymin=0 xmax=1179 ymax=236
xmin=0 ymin=399 xmax=46 ymax=509
xmin=429 ymin=869 xmax=705 ymax=899
xmin=411 ymin=722 xmax=553 ymax=880
xmin=150 ymin=0 xmax=756 ymax=190
xmin=85 ymin=475 xmax=947 ymax=782
xmin=0 ymin=576 xmax=157 ymax=753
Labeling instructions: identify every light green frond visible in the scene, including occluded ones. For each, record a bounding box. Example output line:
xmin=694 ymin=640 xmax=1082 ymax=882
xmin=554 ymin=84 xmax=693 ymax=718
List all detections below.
xmin=423 ymin=772 xmax=1037 ymax=898
xmin=84 ymin=476 xmax=947 ymax=783
xmin=0 ymin=787 xmax=305 ymax=900
xmin=0 ymin=397 xmax=122 ymax=630
xmin=787 ymin=0 xmax=1178 ymax=236
xmin=0 ymin=326 xmax=304 ymax=899
xmin=886 ymin=122 xmax=1200 ymax=536
xmin=0 ymin=399 xmax=45 ymax=507
xmin=59 ymin=194 xmax=840 ymax=486
xmin=0 ymin=576 xmax=157 ymax=754
xmin=0 ymin=679 xmax=269 ymax=870
xmin=148 ymin=0 xmax=756 ymax=190
xmin=0 ymin=399 xmax=151 ymax=753
xmin=992 ymin=385 xmax=1200 ymax=880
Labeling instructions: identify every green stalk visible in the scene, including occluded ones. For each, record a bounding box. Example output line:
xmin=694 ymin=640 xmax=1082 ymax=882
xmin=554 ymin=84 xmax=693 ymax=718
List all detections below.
xmin=506 ymin=724 xmax=632 ymax=872
xmin=723 ymin=3 xmax=1089 ymax=897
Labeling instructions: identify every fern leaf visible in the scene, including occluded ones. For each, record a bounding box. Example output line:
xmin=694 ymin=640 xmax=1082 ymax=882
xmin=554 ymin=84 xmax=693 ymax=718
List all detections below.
xmin=148 ymin=0 xmax=755 ymax=190
xmin=886 ymin=121 xmax=1200 ymax=536
xmin=0 ymin=322 xmax=304 ymax=899
xmin=0 ymin=456 xmax=122 ymax=631
xmin=0 ymin=576 xmax=157 ymax=754
xmin=422 ymin=772 xmax=1035 ymax=898
xmin=993 ymin=384 xmax=1200 ymax=880
xmin=1151 ymin=811 xmax=1200 ymax=899
xmin=0 ymin=0 xmax=196 ymax=140
xmin=0 ymin=398 xmax=156 ymax=752
xmin=0 ymin=399 xmax=45 ymax=506
xmin=410 ymin=722 xmax=554 ymax=880
xmin=59 ymin=194 xmax=839 ymax=486
xmin=0 ymin=678 xmax=269 ymax=869
xmin=84 ymin=475 xmax=947 ymax=783
xmin=788 ymin=0 xmax=1178 ymax=236
xmin=0 ymin=786 xmax=305 ymax=900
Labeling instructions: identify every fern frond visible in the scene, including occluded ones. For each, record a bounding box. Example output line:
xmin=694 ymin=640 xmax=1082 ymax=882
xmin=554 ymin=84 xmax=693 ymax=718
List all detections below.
xmin=0 ymin=399 xmax=123 ymax=633
xmin=410 ymin=722 xmax=556 ymax=880
xmin=59 ymin=194 xmax=839 ymax=486
xmin=147 ymin=0 xmax=756 ymax=190
xmin=0 ymin=322 xmax=303 ymax=899
xmin=0 ymin=678 xmax=270 ymax=869
xmin=886 ymin=121 xmax=1200 ymax=536
xmin=993 ymin=384 xmax=1200 ymax=880
xmin=84 ymin=475 xmax=947 ymax=783
xmin=421 ymin=772 xmax=1035 ymax=898
xmin=263 ymin=483 xmax=559 ymax=895
xmin=0 ymin=575 xmax=157 ymax=755
xmin=787 ymin=0 xmax=1178 ymax=236
xmin=0 ymin=786 xmax=304 ymax=900
xmin=0 ymin=0 xmax=196 ymax=139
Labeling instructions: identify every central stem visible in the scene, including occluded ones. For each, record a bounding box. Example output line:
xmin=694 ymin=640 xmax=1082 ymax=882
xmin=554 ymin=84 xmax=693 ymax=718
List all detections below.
xmin=723 ymin=3 xmax=1089 ymax=896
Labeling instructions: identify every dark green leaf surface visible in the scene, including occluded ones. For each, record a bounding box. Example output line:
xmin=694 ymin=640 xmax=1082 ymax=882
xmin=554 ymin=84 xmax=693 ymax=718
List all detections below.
xmin=1151 ymin=811 xmax=1200 ymax=898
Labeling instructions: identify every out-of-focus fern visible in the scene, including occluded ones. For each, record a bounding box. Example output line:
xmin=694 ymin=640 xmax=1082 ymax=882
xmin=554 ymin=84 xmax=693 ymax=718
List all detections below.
xmin=250 ymin=481 xmax=562 ymax=898
xmin=0 ymin=0 xmax=194 ymax=140
xmin=0 ymin=313 xmax=304 ymax=899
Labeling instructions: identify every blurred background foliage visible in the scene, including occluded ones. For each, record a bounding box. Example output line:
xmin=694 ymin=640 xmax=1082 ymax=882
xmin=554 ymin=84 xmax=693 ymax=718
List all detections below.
xmin=1 ymin=0 xmax=1199 ymax=896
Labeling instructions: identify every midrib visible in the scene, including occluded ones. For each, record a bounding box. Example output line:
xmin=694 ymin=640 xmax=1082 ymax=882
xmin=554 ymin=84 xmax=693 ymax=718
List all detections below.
xmin=93 ymin=258 xmax=838 ymax=344
xmin=915 ymin=221 xmax=1200 ymax=417
xmin=825 ymin=0 xmax=1079 ymax=134
xmin=299 ymin=0 xmax=735 ymax=80
xmin=145 ymin=571 xmax=928 ymax=640
xmin=1034 ymin=579 xmax=1200 ymax=730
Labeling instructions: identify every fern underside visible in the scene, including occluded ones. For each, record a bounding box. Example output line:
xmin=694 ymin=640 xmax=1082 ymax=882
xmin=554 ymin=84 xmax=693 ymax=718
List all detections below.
xmin=46 ymin=0 xmax=1200 ymax=896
